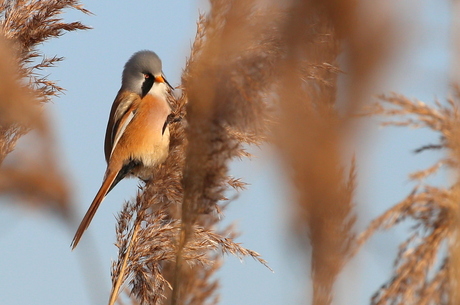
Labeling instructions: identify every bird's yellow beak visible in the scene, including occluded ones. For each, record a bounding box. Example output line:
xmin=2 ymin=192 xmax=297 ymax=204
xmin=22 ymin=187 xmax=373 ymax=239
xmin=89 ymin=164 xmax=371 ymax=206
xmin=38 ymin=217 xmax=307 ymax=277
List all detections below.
xmin=156 ymin=75 xmax=174 ymax=90
xmin=155 ymin=75 xmax=165 ymax=83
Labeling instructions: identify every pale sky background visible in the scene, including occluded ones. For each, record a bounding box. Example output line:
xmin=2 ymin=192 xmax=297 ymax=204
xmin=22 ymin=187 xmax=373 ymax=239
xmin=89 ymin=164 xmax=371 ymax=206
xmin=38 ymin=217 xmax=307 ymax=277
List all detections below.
xmin=0 ymin=1 xmax=453 ymax=304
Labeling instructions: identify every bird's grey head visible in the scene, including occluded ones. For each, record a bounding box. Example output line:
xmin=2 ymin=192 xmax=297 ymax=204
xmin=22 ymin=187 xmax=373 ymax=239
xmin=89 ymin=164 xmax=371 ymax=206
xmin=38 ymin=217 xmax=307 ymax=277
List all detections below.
xmin=121 ymin=50 xmax=165 ymax=96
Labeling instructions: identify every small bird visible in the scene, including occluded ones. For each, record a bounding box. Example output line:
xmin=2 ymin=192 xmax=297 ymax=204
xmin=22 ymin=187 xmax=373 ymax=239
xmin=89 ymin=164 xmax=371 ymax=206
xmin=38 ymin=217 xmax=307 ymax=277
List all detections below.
xmin=71 ymin=50 xmax=173 ymax=249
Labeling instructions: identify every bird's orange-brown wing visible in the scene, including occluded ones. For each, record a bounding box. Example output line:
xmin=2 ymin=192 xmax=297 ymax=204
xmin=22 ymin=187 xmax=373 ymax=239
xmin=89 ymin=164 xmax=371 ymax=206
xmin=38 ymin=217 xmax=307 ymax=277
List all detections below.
xmin=104 ymin=91 xmax=140 ymax=163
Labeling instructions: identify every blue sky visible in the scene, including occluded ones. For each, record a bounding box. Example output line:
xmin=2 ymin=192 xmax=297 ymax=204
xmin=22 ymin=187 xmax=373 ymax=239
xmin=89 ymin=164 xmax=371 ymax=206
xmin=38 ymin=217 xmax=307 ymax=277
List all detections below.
xmin=0 ymin=1 xmax=453 ymax=304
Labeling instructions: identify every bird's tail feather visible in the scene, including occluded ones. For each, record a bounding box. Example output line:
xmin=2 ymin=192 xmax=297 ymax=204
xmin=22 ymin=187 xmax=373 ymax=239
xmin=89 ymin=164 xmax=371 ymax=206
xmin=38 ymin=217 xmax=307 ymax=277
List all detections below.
xmin=71 ymin=169 xmax=119 ymax=249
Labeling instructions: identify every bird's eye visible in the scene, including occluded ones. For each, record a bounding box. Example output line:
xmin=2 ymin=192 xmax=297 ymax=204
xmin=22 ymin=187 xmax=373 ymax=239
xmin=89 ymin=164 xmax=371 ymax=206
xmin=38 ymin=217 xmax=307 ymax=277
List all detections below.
xmin=143 ymin=73 xmax=150 ymax=79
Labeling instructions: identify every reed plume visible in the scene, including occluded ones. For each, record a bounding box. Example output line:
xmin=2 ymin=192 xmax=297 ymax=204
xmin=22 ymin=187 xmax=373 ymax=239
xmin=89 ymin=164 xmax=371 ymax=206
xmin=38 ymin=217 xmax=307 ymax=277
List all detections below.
xmin=271 ymin=0 xmax=395 ymax=303
xmin=354 ymin=92 xmax=460 ymax=305
xmin=0 ymin=0 xmax=89 ymax=214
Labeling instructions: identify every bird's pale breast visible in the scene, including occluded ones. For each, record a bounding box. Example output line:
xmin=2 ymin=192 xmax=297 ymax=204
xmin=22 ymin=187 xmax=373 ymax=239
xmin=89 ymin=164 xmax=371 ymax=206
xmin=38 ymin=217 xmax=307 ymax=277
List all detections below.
xmin=114 ymin=93 xmax=171 ymax=179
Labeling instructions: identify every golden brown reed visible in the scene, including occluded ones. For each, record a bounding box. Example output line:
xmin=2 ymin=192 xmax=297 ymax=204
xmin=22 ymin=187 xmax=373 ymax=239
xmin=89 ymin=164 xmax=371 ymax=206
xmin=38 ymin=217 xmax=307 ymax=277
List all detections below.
xmin=353 ymin=92 xmax=460 ymax=305
xmin=273 ymin=4 xmax=342 ymax=304
xmin=0 ymin=1 xmax=89 ymax=215
xmin=271 ymin=0 xmax=394 ymax=303
xmin=271 ymin=0 xmax=401 ymax=303
xmin=0 ymin=0 xmax=90 ymax=101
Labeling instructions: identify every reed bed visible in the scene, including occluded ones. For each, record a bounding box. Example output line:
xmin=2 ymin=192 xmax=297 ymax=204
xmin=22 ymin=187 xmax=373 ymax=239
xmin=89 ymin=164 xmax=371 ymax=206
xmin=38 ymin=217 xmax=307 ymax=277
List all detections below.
xmin=0 ymin=1 xmax=458 ymax=305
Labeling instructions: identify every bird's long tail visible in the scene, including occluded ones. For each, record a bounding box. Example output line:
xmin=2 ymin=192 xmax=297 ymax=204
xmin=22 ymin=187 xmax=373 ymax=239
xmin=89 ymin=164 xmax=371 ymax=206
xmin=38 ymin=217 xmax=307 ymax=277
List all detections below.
xmin=71 ymin=169 xmax=119 ymax=249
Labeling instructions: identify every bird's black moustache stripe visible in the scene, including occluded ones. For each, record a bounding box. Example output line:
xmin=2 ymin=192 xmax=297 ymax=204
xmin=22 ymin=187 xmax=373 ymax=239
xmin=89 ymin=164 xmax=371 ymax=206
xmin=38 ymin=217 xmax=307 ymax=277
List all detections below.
xmin=141 ymin=75 xmax=154 ymax=97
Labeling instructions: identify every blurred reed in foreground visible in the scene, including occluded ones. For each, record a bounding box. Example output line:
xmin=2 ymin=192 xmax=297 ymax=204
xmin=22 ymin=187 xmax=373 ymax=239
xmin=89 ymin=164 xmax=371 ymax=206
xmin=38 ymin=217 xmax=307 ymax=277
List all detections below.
xmin=274 ymin=0 xmax=394 ymax=304
xmin=0 ymin=1 xmax=89 ymax=215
